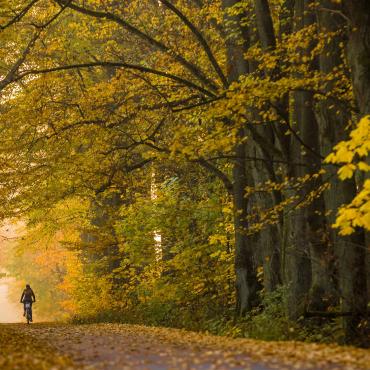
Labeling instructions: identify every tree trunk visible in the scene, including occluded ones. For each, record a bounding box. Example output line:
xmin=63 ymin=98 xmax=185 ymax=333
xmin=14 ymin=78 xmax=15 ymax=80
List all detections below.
xmin=223 ymin=0 xmax=260 ymax=315
xmin=248 ymin=18 xmax=282 ymax=293
xmin=285 ymin=0 xmax=335 ymax=318
xmin=343 ymin=1 xmax=370 ymax=115
xmin=233 ymin=131 xmax=260 ymax=314
xmin=249 ymin=136 xmax=282 ymax=292
xmin=338 ymin=0 xmax=370 ymax=342
xmin=299 ymin=0 xmax=334 ymax=312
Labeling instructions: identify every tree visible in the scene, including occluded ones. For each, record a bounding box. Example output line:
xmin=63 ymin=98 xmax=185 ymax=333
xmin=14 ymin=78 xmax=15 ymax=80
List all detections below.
xmin=0 ymin=0 xmax=368 ymax=344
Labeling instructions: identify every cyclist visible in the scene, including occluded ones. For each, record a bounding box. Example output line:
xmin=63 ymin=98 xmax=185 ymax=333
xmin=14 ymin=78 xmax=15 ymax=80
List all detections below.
xmin=20 ymin=284 xmax=36 ymax=322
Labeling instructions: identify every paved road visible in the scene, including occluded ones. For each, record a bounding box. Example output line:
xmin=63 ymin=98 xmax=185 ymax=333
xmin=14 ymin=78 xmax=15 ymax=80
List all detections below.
xmin=22 ymin=324 xmax=273 ymax=370
xmin=5 ymin=323 xmax=368 ymax=370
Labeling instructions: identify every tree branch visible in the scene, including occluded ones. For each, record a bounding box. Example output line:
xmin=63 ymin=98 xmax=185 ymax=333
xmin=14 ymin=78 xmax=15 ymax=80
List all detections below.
xmin=196 ymin=158 xmax=233 ymax=194
xmin=246 ymin=124 xmax=284 ymax=160
xmin=0 ymin=33 xmax=40 ymax=91
xmin=172 ymin=95 xmax=224 ymax=112
xmin=0 ymin=0 xmax=39 ymax=30
xmin=30 ymin=1 xmax=71 ymax=29
xmin=159 ymin=0 xmax=228 ymax=88
xmin=54 ymin=0 xmax=219 ymax=92
xmin=269 ymin=101 xmax=324 ymax=160
xmin=11 ymin=61 xmax=216 ymax=98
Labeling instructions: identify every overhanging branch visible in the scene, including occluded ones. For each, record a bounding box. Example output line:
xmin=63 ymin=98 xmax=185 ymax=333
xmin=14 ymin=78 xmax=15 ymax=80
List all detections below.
xmin=0 ymin=0 xmax=39 ymax=30
xmin=0 ymin=33 xmax=40 ymax=91
xmin=12 ymin=61 xmax=216 ymax=98
xmin=54 ymin=0 xmax=219 ymax=92
xmin=159 ymin=0 xmax=228 ymax=88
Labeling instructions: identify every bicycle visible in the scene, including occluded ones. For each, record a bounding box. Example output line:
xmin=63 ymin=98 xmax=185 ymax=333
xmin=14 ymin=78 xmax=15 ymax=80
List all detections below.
xmin=24 ymin=302 xmax=32 ymax=324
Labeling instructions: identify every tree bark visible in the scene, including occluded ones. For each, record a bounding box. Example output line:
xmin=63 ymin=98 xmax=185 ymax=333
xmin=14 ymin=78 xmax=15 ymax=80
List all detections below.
xmin=338 ymin=0 xmax=370 ymax=342
xmin=297 ymin=0 xmax=334 ymax=313
xmin=248 ymin=19 xmax=282 ymax=293
xmin=233 ymin=131 xmax=260 ymax=314
xmin=286 ymin=0 xmax=333 ymax=318
xmin=223 ymin=0 xmax=260 ymax=315
xmin=343 ymin=1 xmax=370 ymax=115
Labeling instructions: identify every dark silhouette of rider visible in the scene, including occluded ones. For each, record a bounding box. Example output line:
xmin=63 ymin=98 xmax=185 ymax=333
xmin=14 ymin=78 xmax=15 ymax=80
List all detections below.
xmin=20 ymin=284 xmax=36 ymax=321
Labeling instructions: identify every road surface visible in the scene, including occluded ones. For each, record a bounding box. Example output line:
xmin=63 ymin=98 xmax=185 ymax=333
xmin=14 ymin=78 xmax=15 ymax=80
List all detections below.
xmin=1 ymin=323 xmax=368 ymax=370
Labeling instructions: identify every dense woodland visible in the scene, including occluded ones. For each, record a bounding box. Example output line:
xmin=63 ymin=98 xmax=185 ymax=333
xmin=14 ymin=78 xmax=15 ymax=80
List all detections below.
xmin=0 ymin=0 xmax=369 ymax=346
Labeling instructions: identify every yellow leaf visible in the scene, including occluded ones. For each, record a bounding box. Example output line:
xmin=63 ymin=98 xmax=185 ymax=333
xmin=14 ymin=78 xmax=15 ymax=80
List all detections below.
xmin=337 ymin=164 xmax=356 ymax=179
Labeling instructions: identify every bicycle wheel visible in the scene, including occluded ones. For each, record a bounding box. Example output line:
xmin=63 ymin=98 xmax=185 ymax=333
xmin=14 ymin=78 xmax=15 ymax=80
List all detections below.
xmin=25 ymin=304 xmax=31 ymax=324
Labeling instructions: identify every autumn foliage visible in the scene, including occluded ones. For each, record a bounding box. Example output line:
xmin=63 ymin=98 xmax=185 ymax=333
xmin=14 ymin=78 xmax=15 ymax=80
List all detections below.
xmin=0 ymin=0 xmax=369 ymax=346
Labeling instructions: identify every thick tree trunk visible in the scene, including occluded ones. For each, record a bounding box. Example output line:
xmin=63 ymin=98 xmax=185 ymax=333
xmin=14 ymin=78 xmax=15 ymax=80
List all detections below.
xmin=253 ymin=0 xmax=311 ymax=319
xmin=254 ymin=0 xmax=276 ymax=49
xmin=285 ymin=0 xmax=335 ymax=318
xmin=259 ymin=204 xmax=281 ymax=292
xmin=252 ymin=0 xmax=291 ymax=295
xmin=233 ymin=133 xmax=260 ymax=314
xmin=316 ymin=0 xmax=353 ymax=307
xmin=248 ymin=19 xmax=282 ymax=293
xmin=249 ymin=140 xmax=282 ymax=292
xmin=325 ymin=0 xmax=370 ymax=343
xmin=298 ymin=0 xmax=334 ymax=312
xmin=343 ymin=1 xmax=370 ymax=115
xmin=223 ymin=0 xmax=260 ymax=315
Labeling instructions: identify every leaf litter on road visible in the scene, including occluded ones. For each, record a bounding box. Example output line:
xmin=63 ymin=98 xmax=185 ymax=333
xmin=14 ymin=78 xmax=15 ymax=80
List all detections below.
xmin=1 ymin=323 xmax=369 ymax=370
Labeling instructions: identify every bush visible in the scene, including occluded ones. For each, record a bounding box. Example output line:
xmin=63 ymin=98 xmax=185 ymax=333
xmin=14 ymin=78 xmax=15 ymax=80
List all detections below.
xmin=69 ymin=285 xmax=346 ymax=345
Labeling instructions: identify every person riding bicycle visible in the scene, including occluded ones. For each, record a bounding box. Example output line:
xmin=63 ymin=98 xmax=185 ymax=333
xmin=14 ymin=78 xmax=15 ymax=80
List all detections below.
xmin=20 ymin=284 xmax=36 ymax=322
